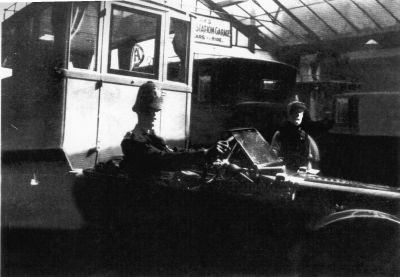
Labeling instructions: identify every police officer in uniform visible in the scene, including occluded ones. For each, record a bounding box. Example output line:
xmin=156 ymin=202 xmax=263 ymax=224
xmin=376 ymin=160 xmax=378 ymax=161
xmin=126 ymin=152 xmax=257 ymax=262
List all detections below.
xmin=270 ymin=100 xmax=319 ymax=172
xmin=120 ymin=81 xmax=230 ymax=186
xmin=116 ymin=81 xmax=231 ymax=258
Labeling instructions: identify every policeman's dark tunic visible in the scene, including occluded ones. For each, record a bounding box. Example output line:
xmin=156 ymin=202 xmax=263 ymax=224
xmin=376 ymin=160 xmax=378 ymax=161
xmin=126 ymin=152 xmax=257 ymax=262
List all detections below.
xmin=270 ymin=121 xmax=311 ymax=171
xmin=121 ymin=130 xmax=207 ymax=184
xmin=118 ymin=129 xmax=208 ymax=227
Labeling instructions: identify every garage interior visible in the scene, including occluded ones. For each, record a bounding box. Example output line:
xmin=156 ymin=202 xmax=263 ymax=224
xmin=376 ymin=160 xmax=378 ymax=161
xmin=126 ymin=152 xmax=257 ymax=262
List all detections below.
xmin=191 ymin=0 xmax=400 ymax=185
xmin=2 ymin=0 xmax=400 ymax=276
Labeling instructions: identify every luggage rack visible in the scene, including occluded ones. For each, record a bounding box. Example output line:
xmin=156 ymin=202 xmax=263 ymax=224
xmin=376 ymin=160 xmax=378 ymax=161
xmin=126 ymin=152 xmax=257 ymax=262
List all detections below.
xmin=3 ymin=2 xmax=30 ymax=21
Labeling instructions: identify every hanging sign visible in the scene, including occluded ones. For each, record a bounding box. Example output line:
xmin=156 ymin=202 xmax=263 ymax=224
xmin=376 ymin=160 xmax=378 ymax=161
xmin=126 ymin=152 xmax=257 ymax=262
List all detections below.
xmin=194 ymin=15 xmax=231 ymax=47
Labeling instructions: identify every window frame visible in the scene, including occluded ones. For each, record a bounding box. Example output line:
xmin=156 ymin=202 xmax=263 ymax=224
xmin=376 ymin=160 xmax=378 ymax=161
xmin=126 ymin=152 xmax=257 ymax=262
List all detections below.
xmin=1 ymin=2 xmax=55 ymax=69
xmin=107 ymin=4 xmax=162 ymax=79
xmin=67 ymin=1 xmax=102 ymax=72
xmin=165 ymin=16 xmax=191 ymax=84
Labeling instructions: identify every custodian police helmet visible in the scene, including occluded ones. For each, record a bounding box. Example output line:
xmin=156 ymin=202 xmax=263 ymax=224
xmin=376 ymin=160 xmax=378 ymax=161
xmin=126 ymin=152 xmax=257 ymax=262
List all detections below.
xmin=132 ymin=81 xmax=164 ymax=113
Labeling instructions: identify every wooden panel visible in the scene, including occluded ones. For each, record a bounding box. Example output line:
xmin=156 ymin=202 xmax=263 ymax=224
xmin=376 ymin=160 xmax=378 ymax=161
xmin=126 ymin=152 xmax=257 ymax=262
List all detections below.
xmin=97 ymin=83 xmax=139 ymax=162
xmin=1 ymin=76 xmax=64 ymax=151
xmin=96 ymin=83 xmax=190 ymax=162
xmin=159 ymin=90 xmax=188 ymax=148
xmin=63 ymin=79 xmax=99 ymax=169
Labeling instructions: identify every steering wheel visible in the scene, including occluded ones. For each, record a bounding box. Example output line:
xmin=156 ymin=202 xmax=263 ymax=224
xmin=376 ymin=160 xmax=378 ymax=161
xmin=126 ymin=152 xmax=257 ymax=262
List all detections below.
xmin=200 ymin=136 xmax=236 ymax=184
xmin=202 ymin=159 xmax=229 ymax=184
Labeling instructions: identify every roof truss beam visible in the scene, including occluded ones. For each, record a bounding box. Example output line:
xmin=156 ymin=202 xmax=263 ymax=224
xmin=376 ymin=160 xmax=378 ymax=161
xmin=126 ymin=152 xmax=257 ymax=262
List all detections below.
xmin=235 ymin=4 xmax=285 ymax=43
xmin=199 ymin=0 xmax=278 ymax=50
xmin=349 ymin=0 xmax=382 ymax=30
xmin=217 ymin=0 xmax=248 ymax=8
xmin=322 ymin=0 xmax=360 ymax=33
xmin=298 ymin=0 xmax=338 ymax=35
xmin=251 ymin=0 xmax=305 ymax=42
xmin=271 ymin=0 xmax=320 ymax=41
xmin=374 ymin=0 xmax=400 ymax=24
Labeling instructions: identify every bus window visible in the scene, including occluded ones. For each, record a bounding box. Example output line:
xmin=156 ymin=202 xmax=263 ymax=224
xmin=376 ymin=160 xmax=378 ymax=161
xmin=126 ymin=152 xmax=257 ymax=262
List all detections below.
xmin=167 ymin=18 xmax=189 ymax=83
xmin=26 ymin=6 xmax=55 ymax=70
xmin=69 ymin=2 xmax=100 ymax=70
xmin=2 ymin=24 xmax=18 ymax=68
xmin=17 ymin=6 xmax=56 ymax=73
xmin=108 ymin=6 xmax=161 ymax=78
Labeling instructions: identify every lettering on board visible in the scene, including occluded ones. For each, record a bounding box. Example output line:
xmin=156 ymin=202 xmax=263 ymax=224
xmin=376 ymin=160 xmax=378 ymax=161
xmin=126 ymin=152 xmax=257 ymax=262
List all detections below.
xmin=194 ymin=15 xmax=231 ymax=47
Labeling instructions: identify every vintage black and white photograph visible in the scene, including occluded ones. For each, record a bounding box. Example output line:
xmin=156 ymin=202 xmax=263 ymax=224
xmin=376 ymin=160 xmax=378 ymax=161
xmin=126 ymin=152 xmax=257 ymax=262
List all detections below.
xmin=1 ymin=0 xmax=400 ymax=276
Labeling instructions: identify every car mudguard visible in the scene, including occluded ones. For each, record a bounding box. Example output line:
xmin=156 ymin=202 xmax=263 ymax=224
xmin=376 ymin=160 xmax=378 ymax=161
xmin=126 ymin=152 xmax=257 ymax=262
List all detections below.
xmin=312 ymin=208 xmax=400 ymax=231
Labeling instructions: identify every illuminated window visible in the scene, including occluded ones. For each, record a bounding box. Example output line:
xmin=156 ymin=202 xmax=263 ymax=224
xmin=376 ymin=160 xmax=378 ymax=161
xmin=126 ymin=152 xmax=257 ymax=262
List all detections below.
xmin=335 ymin=98 xmax=349 ymax=125
xmin=261 ymin=79 xmax=278 ymax=90
xmin=108 ymin=6 xmax=161 ymax=78
xmin=2 ymin=5 xmax=57 ymax=71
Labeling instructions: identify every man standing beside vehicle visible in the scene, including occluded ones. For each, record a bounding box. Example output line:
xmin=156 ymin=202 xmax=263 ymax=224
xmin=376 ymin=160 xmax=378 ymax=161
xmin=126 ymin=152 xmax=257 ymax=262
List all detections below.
xmin=269 ymin=100 xmax=319 ymax=173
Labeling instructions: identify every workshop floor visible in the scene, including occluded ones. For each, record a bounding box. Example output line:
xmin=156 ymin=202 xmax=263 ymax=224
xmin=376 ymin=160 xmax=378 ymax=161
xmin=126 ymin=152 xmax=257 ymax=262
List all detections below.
xmin=2 ymin=226 xmax=300 ymax=277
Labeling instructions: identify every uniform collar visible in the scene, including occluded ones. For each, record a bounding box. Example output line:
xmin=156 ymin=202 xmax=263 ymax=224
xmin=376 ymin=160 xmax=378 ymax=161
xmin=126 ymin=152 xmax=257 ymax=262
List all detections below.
xmin=133 ymin=125 xmax=154 ymax=136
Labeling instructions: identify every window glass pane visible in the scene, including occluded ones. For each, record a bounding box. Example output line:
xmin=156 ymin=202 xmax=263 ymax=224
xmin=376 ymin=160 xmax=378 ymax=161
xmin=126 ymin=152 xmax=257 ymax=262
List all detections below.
xmin=2 ymin=24 xmax=17 ymax=68
xmin=109 ymin=6 xmax=161 ymax=78
xmin=167 ymin=18 xmax=189 ymax=83
xmin=2 ymin=5 xmax=62 ymax=71
xmin=69 ymin=2 xmax=100 ymax=70
xmin=232 ymin=26 xmax=237 ymax=45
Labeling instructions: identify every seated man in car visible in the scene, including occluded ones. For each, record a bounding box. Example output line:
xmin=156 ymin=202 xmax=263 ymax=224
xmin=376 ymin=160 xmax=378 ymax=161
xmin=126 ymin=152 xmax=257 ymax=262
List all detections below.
xmin=120 ymin=81 xmax=230 ymax=186
xmin=269 ymin=100 xmax=319 ymax=173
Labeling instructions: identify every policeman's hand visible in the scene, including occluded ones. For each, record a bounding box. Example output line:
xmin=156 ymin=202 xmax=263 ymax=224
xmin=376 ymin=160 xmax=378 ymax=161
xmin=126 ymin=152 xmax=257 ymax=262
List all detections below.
xmin=205 ymin=140 xmax=230 ymax=161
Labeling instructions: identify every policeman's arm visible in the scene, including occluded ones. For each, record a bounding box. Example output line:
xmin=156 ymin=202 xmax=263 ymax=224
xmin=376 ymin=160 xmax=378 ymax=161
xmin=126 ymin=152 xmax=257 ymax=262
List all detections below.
xmin=142 ymin=141 xmax=229 ymax=171
xmin=139 ymin=143 xmax=207 ymax=171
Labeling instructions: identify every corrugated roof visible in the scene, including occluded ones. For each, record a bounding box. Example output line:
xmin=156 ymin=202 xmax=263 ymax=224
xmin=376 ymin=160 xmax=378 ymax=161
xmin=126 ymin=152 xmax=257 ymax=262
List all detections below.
xmin=196 ymin=0 xmax=400 ymax=50
xmin=5 ymin=1 xmax=399 ymax=52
